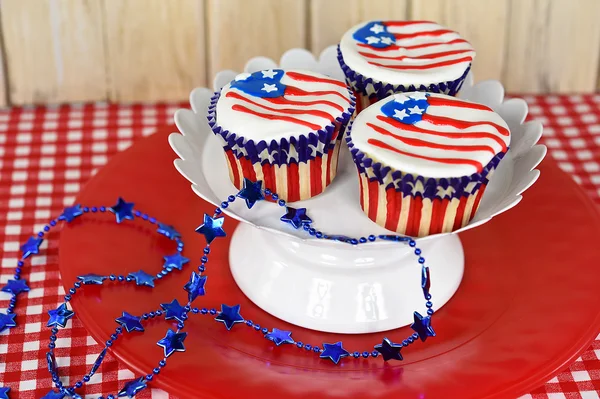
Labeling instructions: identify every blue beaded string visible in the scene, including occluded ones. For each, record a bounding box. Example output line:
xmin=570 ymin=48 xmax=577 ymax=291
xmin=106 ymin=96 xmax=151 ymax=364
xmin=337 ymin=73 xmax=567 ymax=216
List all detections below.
xmin=0 ymin=179 xmax=435 ymax=398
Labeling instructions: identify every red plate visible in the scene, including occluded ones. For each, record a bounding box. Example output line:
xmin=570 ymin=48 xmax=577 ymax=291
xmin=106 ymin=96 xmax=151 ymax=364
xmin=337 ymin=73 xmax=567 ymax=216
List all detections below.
xmin=59 ymin=127 xmax=600 ymax=399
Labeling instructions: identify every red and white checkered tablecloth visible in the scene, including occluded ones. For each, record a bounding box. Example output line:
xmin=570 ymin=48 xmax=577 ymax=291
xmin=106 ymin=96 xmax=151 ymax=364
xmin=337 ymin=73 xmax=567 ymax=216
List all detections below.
xmin=0 ymin=95 xmax=599 ymax=399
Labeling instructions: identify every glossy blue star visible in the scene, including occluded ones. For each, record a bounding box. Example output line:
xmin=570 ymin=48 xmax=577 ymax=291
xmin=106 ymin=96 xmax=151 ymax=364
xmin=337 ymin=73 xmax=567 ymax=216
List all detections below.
xmin=195 ymin=214 xmax=226 ymax=245
xmin=0 ymin=386 xmax=9 ymax=399
xmin=184 ymin=271 xmax=207 ymax=302
xmin=280 ymin=207 xmax=312 ymax=229
xmin=320 ymin=341 xmax=350 ymax=364
xmin=77 ymin=273 xmax=107 ymax=285
xmin=40 ymin=390 xmax=65 ymax=399
xmin=118 ymin=377 xmax=147 ymax=398
xmin=237 ymin=178 xmax=265 ymax=209
xmin=156 ymin=223 xmax=181 ymax=240
xmin=20 ymin=236 xmax=43 ymax=259
xmin=157 ymin=329 xmax=187 ymax=357
xmin=163 ymin=253 xmax=189 ymax=271
xmin=160 ymin=299 xmax=187 ymax=323
xmin=47 ymin=303 xmax=74 ymax=328
xmin=58 ymin=204 xmax=83 ymax=223
xmin=214 ymin=304 xmax=244 ymax=330
xmin=265 ymin=328 xmax=294 ymax=346
xmin=374 ymin=337 xmax=403 ymax=361
xmin=421 ymin=266 xmax=431 ymax=298
xmin=1 ymin=279 xmax=30 ymax=295
xmin=109 ymin=197 xmax=135 ymax=224
xmin=115 ymin=311 xmax=144 ymax=333
xmin=411 ymin=311 xmax=436 ymax=342
xmin=0 ymin=312 xmax=17 ymax=333
xmin=128 ymin=270 xmax=155 ymax=287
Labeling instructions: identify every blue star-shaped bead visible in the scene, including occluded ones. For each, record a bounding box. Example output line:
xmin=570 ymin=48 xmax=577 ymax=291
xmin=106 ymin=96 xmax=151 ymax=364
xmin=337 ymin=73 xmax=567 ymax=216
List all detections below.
xmin=40 ymin=390 xmax=65 ymax=399
xmin=162 ymin=253 xmax=189 ymax=271
xmin=215 ymin=304 xmax=244 ymax=330
xmin=156 ymin=223 xmax=181 ymax=240
xmin=0 ymin=312 xmax=17 ymax=333
xmin=280 ymin=207 xmax=312 ymax=229
xmin=109 ymin=197 xmax=135 ymax=224
xmin=411 ymin=311 xmax=436 ymax=342
xmin=58 ymin=204 xmax=83 ymax=223
xmin=115 ymin=311 xmax=144 ymax=333
xmin=374 ymin=337 xmax=403 ymax=361
xmin=184 ymin=271 xmax=207 ymax=302
xmin=77 ymin=273 xmax=107 ymax=285
xmin=118 ymin=377 xmax=147 ymax=398
xmin=195 ymin=214 xmax=226 ymax=245
xmin=320 ymin=341 xmax=350 ymax=364
xmin=0 ymin=386 xmax=9 ymax=399
xmin=1 ymin=279 xmax=30 ymax=295
xmin=160 ymin=299 xmax=187 ymax=323
xmin=157 ymin=329 xmax=187 ymax=357
xmin=21 ymin=236 xmax=43 ymax=259
xmin=237 ymin=178 xmax=265 ymax=209
xmin=128 ymin=270 xmax=155 ymax=287
xmin=265 ymin=328 xmax=294 ymax=346
xmin=47 ymin=303 xmax=74 ymax=328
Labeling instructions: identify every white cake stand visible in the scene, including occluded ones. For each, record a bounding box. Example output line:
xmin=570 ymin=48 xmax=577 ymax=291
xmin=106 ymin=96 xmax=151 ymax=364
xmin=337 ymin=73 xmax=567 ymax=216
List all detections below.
xmin=169 ymin=46 xmax=546 ymax=334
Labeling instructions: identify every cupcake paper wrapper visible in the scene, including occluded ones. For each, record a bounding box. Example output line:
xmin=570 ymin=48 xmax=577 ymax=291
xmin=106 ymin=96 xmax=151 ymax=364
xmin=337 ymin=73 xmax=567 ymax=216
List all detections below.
xmin=208 ymin=88 xmax=355 ymax=201
xmin=345 ymin=122 xmax=506 ymax=237
xmin=337 ymin=46 xmax=470 ymax=113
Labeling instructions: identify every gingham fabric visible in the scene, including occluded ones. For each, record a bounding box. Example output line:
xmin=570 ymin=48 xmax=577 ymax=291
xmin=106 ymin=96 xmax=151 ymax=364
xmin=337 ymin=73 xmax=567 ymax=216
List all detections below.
xmin=0 ymin=96 xmax=598 ymax=399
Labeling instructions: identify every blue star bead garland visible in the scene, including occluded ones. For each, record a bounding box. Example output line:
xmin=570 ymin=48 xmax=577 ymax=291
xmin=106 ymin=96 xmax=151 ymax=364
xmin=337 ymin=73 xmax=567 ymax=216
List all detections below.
xmin=0 ymin=386 xmax=9 ymax=399
xmin=157 ymin=329 xmax=187 ymax=357
xmin=115 ymin=312 xmax=144 ymax=333
xmin=215 ymin=304 xmax=244 ymax=330
xmin=280 ymin=207 xmax=312 ymax=229
xmin=237 ymin=178 xmax=265 ymax=209
xmin=195 ymin=214 xmax=226 ymax=244
xmin=109 ymin=197 xmax=135 ymax=223
xmin=1 ymin=189 xmax=435 ymax=398
xmin=1 ymin=279 xmax=30 ymax=295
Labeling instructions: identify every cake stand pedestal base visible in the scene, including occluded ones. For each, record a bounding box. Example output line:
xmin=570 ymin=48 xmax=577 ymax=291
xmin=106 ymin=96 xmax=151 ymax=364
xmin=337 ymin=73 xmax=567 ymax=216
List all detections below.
xmin=229 ymin=222 xmax=464 ymax=334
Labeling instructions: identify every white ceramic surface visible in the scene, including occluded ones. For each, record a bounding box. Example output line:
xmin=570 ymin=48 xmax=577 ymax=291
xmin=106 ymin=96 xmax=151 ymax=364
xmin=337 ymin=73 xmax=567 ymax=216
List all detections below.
xmin=169 ymin=46 xmax=546 ymax=333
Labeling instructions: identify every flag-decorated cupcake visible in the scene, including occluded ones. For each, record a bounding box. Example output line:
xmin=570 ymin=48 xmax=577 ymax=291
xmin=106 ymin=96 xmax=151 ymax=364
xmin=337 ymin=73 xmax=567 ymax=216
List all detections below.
xmin=346 ymin=92 xmax=510 ymax=237
xmin=208 ymin=69 xmax=355 ymax=202
xmin=338 ymin=20 xmax=475 ymax=113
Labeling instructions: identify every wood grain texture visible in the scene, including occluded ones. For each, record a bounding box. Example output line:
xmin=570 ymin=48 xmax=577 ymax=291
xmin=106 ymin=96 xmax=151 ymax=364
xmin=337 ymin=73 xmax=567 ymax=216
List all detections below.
xmin=208 ymin=0 xmax=307 ymax=80
xmin=0 ymin=31 xmax=6 ymax=107
xmin=1 ymin=0 xmax=107 ymax=105
xmin=410 ymin=0 xmax=508 ymax=83
xmin=505 ymin=0 xmax=600 ymax=93
xmin=103 ymin=0 xmax=206 ymax=102
xmin=310 ymin=0 xmax=408 ymax=54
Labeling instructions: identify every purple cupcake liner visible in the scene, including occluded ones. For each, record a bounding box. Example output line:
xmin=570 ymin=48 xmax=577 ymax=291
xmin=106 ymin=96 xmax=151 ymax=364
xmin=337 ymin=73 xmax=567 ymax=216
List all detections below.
xmin=337 ymin=45 xmax=470 ymax=99
xmin=345 ymin=121 xmax=506 ymax=200
xmin=207 ymin=89 xmax=355 ymax=167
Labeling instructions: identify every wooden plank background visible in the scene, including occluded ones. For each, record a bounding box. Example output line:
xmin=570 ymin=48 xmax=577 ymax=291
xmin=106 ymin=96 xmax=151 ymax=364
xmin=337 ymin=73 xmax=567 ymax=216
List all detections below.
xmin=0 ymin=0 xmax=599 ymax=106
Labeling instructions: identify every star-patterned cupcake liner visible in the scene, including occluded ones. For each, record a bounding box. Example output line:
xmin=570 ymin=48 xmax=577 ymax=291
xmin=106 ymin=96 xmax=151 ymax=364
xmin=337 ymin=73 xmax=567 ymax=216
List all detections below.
xmin=207 ymin=90 xmax=355 ymax=201
xmin=337 ymin=46 xmax=471 ymax=114
xmin=345 ymin=121 xmax=506 ymax=237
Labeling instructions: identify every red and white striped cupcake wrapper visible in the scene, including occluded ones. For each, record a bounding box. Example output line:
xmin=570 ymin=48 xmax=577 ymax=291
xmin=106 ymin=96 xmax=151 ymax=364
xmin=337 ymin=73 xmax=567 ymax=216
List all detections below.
xmin=357 ymin=172 xmax=488 ymax=237
xmin=224 ymin=134 xmax=344 ymax=202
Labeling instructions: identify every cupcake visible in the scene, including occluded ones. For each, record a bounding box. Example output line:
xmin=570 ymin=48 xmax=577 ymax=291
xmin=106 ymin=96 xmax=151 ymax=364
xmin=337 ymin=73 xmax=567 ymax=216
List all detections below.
xmin=338 ymin=20 xmax=475 ymax=113
xmin=208 ymin=69 xmax=355 ymax=202
xmin=346 ymin=92 xmax=510 ymax=237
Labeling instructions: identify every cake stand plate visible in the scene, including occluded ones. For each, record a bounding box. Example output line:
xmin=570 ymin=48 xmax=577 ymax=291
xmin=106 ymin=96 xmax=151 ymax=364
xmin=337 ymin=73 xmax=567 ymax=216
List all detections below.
xmin=59 ymin=127 xmax=600 ymax=399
